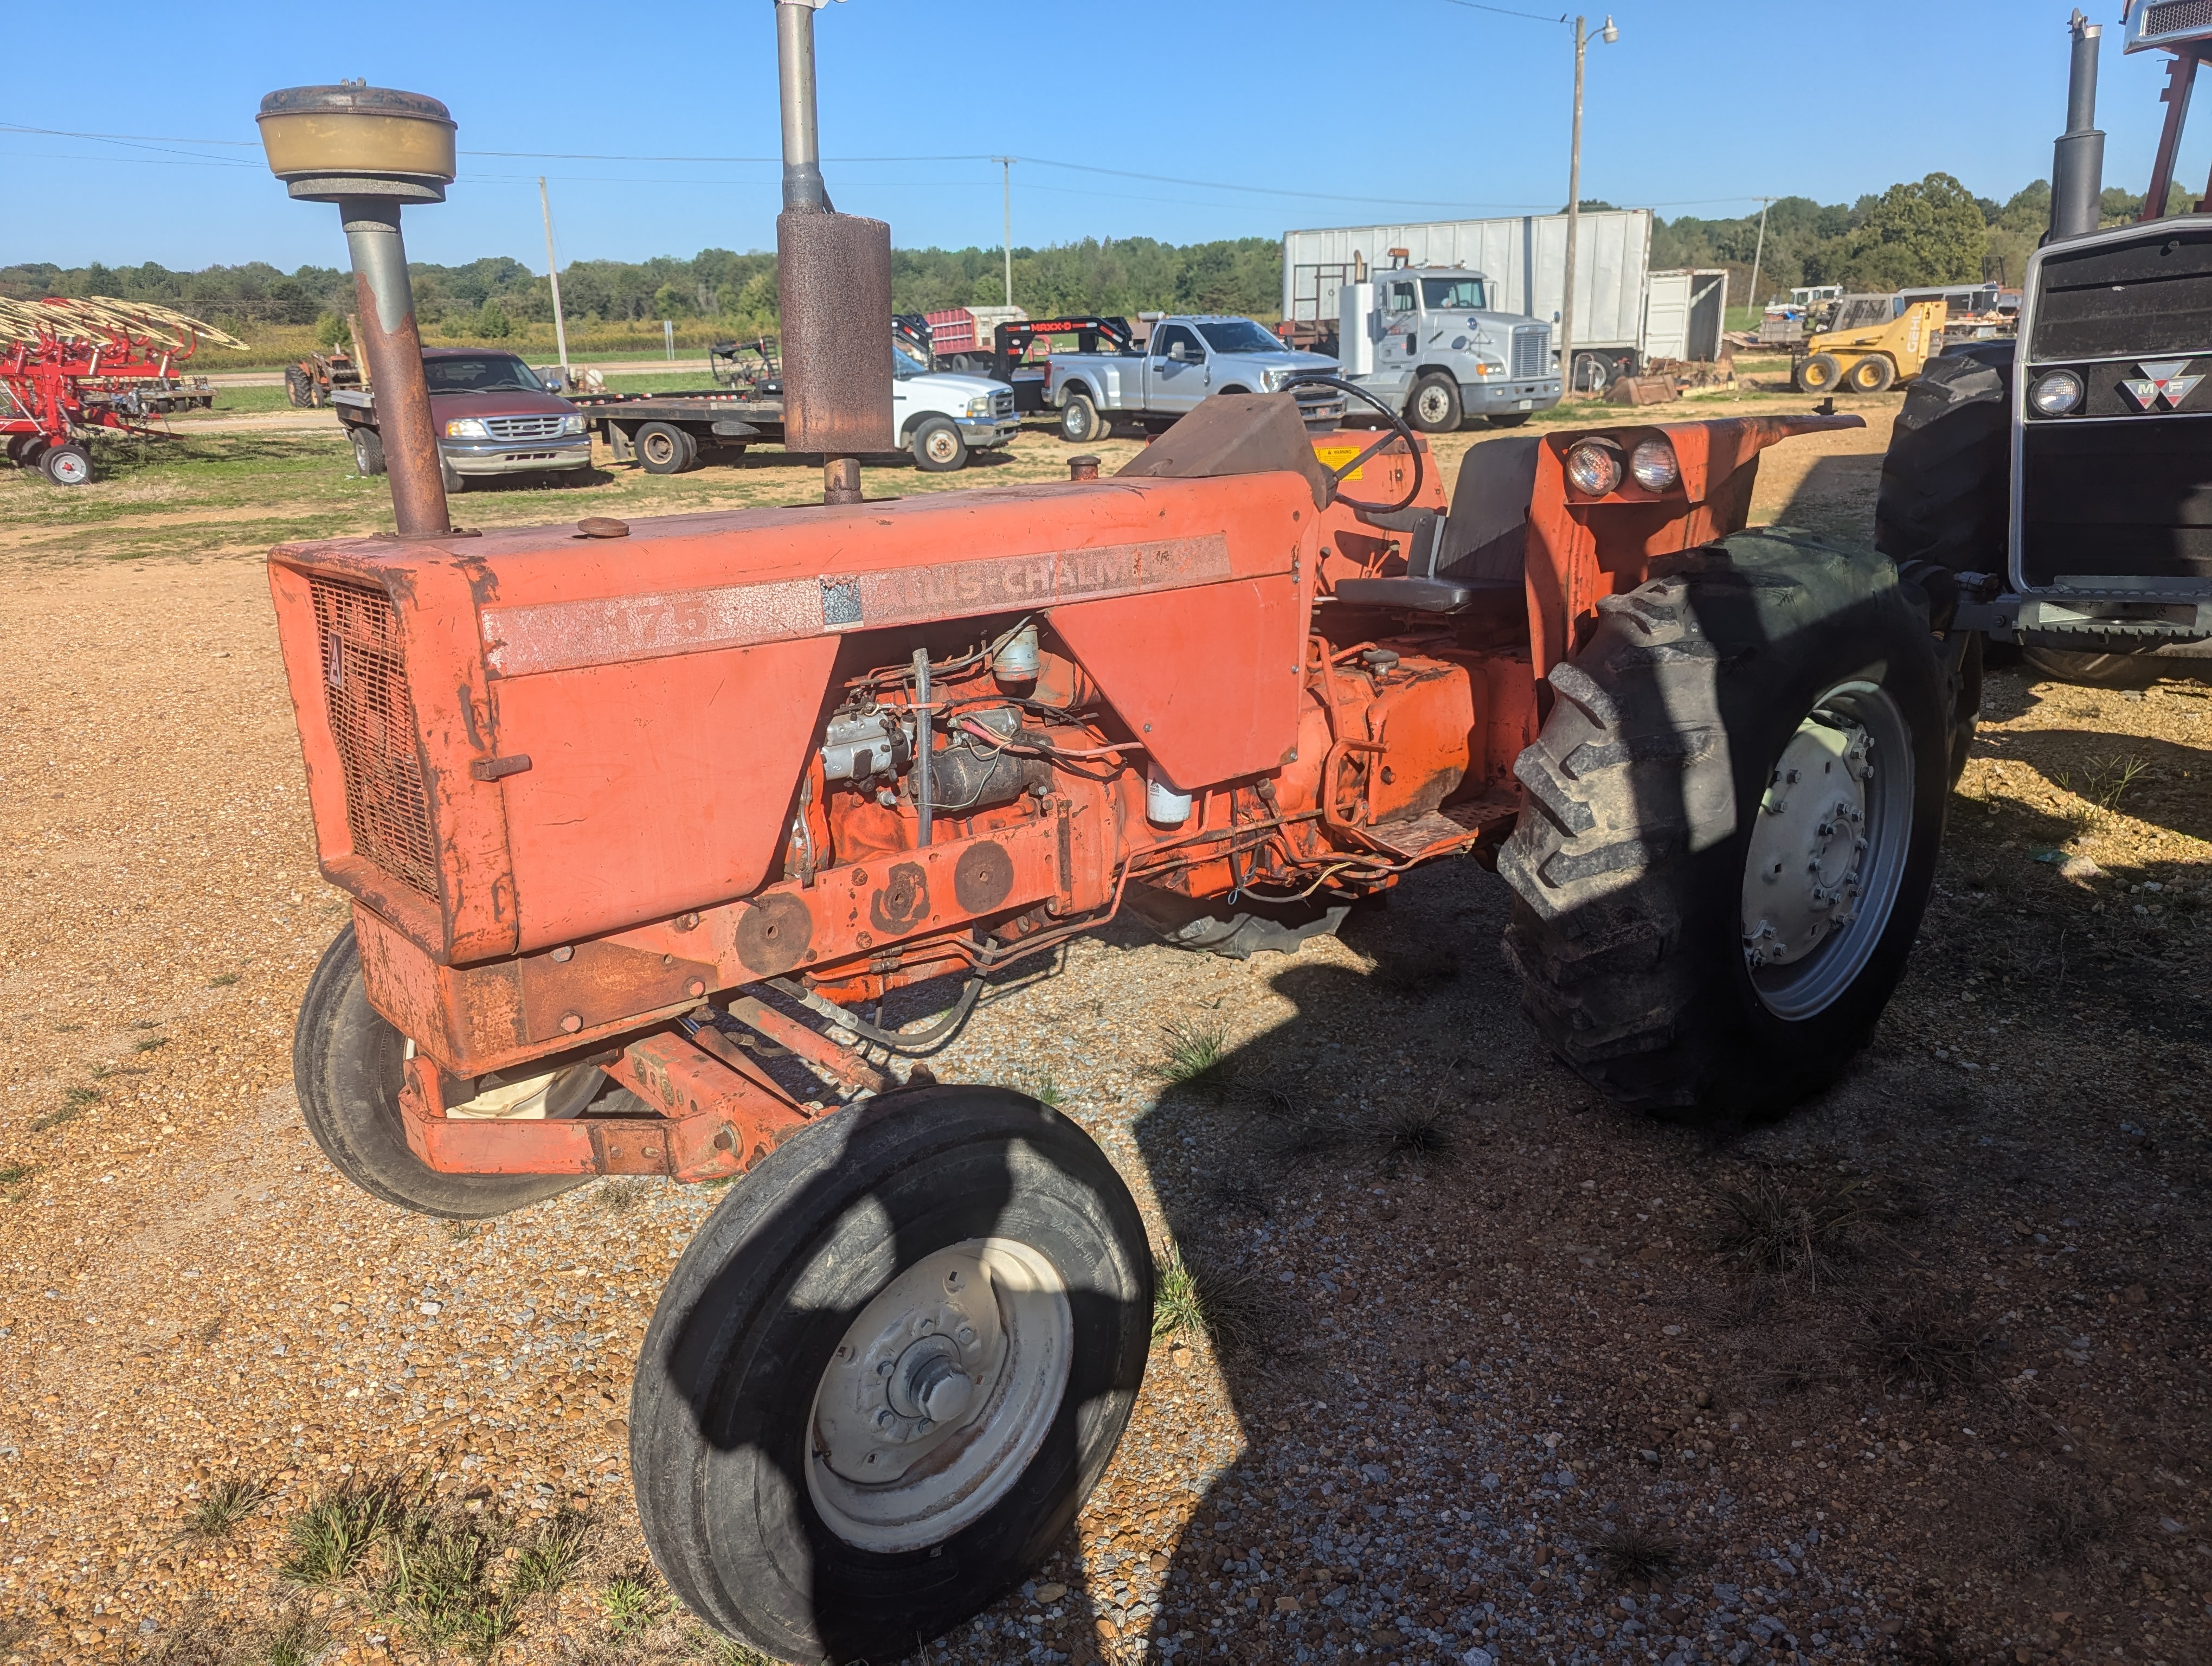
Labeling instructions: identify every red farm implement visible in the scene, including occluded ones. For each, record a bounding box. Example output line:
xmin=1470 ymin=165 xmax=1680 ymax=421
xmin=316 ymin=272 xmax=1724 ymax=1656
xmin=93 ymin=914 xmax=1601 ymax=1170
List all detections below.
xmin=0 ymin=296 xmax=244 ymax=485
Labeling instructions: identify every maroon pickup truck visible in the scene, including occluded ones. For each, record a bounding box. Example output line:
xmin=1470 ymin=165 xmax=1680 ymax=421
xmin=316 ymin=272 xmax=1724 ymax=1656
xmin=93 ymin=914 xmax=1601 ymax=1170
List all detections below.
xmin=333 ymin=348 xmax=590 ymax=489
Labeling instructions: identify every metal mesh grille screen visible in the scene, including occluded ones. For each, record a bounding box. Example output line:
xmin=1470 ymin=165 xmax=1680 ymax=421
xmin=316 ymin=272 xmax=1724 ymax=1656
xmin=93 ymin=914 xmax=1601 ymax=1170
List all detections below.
xmin=1513 ymin=325 xmax=1552 ymax=380
xmin=2145 ymin=0 xmax=2212 ymax=39
xmin=308 ymin=576 xmax=439 ymax=900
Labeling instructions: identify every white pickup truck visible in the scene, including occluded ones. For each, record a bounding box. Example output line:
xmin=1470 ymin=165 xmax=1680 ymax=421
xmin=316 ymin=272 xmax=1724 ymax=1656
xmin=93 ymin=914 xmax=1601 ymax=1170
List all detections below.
xmin=1045 ymin=315 xmax=1343 ymax=443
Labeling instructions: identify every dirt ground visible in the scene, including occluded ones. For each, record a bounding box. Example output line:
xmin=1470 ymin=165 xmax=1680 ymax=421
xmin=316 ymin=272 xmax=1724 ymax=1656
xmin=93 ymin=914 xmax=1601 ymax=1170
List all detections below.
xmin=1 ymin=395 xmax=2206 ymax=1666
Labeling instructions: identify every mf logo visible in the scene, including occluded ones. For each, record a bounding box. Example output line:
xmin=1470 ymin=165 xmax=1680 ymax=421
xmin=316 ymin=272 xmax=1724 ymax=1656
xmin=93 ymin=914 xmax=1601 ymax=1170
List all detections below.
xmin=2120 ymin=360 xmax=2204 ymax=411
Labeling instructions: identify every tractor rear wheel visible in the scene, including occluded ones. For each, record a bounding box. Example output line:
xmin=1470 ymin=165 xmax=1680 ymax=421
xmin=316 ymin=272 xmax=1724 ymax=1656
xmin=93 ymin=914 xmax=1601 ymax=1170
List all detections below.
xmin=1847 ymin=354 xmax=1897 ymax=394
xmin=285 ymin=365 xmax=314 ymax=408
xmin=631 ymin=1084 xmax=1149 ymax=1665
xmin=293 ymin=926 xmax=590 ymax=1219
xmin=1799 ymin=353 xmax=1845 ymax=394
xmin=2018 ymin=645 xmax=2167 ymax=689
xmin=1500 ymin=531 xmax=1949 ymax=1118
xmin=1407 ymin=373 xmax=1463 ymax=433
xmin=41 ymin=444 xmax=92 ymax=486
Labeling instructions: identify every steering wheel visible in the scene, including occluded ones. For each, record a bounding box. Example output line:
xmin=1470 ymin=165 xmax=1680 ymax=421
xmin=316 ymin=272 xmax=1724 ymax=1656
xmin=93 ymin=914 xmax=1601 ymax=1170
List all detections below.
xmin=1281 ymin=372 xmax=1426 ymax=517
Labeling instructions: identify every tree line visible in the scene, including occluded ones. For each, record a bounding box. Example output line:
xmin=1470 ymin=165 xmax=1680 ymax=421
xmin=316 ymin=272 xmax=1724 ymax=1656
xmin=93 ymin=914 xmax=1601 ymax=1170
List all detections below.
xmin=1 ymin=172 xmax=2171 ymax=342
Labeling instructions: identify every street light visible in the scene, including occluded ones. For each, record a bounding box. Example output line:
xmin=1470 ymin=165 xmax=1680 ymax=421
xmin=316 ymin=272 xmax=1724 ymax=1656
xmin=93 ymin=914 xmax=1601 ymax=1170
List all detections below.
xmin=1560 ymin=13 xmax=1619 ymax=399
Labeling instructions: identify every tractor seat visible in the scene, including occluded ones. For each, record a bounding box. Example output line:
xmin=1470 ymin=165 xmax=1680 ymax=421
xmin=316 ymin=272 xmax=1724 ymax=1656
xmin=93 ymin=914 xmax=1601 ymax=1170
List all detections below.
xmin=1332 ymin=436 xmax=1540 ymax=612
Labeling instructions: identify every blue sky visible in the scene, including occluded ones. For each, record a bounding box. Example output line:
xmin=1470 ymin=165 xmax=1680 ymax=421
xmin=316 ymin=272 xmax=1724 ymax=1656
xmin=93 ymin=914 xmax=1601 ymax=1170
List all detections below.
xmin=4 ymin=1 xmax=2200 ymax=272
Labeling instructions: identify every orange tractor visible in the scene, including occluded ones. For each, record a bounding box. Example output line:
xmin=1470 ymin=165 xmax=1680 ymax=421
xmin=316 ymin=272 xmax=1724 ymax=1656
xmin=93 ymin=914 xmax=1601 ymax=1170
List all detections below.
xmin=258 ymin=24 xmax=1971 ymax=1665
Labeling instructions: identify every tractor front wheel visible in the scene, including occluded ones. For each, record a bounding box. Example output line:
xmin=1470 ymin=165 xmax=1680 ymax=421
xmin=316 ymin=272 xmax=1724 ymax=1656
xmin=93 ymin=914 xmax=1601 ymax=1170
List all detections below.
xmin=632 ymin=1085 xmax=1150 ymax=1665
xmin=293 ymin=927 xmax=589 ymax=1219
xmin=1501 ymin=531 xmax=1949 ymax=1118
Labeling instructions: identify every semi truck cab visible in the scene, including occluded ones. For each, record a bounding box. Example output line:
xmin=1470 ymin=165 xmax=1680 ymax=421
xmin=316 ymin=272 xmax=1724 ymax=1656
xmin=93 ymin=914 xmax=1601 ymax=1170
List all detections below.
xmin=1337 ymin=265 xmax=1561 ymax=432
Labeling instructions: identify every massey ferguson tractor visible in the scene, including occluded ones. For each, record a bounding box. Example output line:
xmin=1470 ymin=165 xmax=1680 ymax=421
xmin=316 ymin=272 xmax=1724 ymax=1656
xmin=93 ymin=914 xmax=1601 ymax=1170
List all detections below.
xmin=1879 ymin=5 xmax=2212 ymax=688
xmin=257 ymin=16 xmax=1970 ymax=1663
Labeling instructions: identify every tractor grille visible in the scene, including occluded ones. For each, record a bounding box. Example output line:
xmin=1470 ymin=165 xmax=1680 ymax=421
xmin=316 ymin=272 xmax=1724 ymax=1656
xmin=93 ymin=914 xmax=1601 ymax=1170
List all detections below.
xmin=1512 ymin=324 xmax=1552 ymax=380
xmin=308 ymin=576 xmax=439 ymax=900
xmin=2144 ymin=0 xmax=2212 ymax=39
xmin=483 ymin=413 xmax=567 ymax=440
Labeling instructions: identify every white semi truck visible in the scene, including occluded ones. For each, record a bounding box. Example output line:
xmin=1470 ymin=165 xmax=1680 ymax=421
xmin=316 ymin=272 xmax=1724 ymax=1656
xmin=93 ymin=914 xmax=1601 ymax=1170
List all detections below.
xmin=1282 ymin=210 xmax=1730 ymax=394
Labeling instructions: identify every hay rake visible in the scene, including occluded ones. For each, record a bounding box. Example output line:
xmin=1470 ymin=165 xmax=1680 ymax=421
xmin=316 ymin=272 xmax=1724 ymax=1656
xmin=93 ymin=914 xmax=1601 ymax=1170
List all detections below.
xmin=0 ymin=295 xmax=245 ymax=485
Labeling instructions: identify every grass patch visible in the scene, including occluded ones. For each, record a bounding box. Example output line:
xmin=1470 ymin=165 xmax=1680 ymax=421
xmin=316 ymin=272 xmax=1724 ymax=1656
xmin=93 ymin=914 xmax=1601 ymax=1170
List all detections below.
xmin=0 ymin=1162 xmax=34 ymax=1200
xmin=1151 ymin=1246 xmax=1287 ymax=1357
xmin=1708 ymin=1168 xmax=1883 ymax=1290
xmin=207 ymin=972 xmax=240 ymax=988
xmin=1157 ymin=1022 xmax=1233 ymax=1098
xmin=251 ymin=1604 xmax=330 ymax=1666
xmin=30 ymin=1088 xmax=98 ymax=1131
xmin=1855 ymin=1293 xmax=1991 ymax=1398
xmin=280 ymin=1474 xmax=411 ymax=1587
xmin=133 ymin=1035 xmax=170 ymax=1053
xmin=1594 ymin=1524 xmax=1682 ymax=1584
xmin=1375 ymin=1100 xmax=1455 ymax=1163
xmin=278 ymin=1477 xmax=586 ymax=1662
xmin=600 ymin=1569 xmax=673 ymax=1640
xmin=2060 ymin=752 xmax=2153 ymax=813
xmin=1026 ymin=1068 xmax=1067 ymax=1109
xmin=183 ymin=1476 xmax=267 ymax=1540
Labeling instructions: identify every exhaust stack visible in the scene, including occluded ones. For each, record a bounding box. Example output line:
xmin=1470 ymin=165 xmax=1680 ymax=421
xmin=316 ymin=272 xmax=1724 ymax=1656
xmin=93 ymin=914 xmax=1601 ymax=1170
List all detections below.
xmin=773 ymin=0 xmax=893 ymax=505
xmin=257 ymin=82 xmax=456 ymax=538
xmin=2049 ymin=10 xmax=2107 ymax=242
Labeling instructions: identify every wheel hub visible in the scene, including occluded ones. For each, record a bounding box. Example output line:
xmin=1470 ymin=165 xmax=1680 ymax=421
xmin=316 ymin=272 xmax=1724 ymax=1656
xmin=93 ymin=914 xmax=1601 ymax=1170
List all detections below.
xmin=1742 ymin=720 xmax=1873 ymax=969
xmin=808 ymin=1237 xmax=1071 ymax=1552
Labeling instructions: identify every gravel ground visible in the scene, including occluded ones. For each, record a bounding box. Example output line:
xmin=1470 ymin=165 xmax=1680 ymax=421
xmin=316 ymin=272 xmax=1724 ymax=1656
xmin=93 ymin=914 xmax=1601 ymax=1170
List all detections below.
xmin=2 ymin=416 xmax=2207 ymax=1666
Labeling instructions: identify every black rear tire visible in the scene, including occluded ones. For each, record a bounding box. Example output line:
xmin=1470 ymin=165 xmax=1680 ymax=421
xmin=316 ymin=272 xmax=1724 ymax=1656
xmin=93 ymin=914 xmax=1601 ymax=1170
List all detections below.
xmin=285 ymin=365 xmax=314 ymax=408
xmin=2019 ymin=645 xmax=2166 ymax=689
xmin=351 ymin=425 xmax=386 ymax=478
xmin=636 ymin=421 xmax=699 ymax=475
xmin=632 ymin=1085 xmax=1150 ymax=1665
xmin=1500 ymin=531 xmax=1950 ymax=1118
xmin=1058 ymin=392 xmax=1104 ymax=444
xmin=1874 ymin=341 xmax=2014 ymax=573
xmin=293 ymin=927 xmax=588 ymax=1219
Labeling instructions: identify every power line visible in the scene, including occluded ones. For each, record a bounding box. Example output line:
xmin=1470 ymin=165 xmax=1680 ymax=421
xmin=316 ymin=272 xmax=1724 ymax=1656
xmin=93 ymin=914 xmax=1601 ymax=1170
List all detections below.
xmin=1429 ymin=0 xmax=1569 ymax=22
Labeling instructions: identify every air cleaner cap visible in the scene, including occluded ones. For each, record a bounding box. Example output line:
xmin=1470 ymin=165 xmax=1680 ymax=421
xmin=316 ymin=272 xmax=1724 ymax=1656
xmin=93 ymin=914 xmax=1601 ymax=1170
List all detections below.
xmin=256 ymin=81 xmax=456 ymax=202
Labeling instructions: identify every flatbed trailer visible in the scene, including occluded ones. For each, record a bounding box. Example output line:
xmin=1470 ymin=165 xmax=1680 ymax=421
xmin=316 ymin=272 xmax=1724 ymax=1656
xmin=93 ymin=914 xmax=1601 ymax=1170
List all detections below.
xmin=570 ymin=388 xmax=786 ymax=474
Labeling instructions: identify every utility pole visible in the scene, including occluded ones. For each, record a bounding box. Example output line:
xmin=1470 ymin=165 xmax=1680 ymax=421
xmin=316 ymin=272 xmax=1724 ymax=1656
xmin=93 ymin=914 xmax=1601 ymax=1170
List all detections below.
xmin=538 ymin=176 xmax=571 ymax=383
xmin=993 ymin=156 xmax=1015 ymax=306
xmin=1746 ymin=196 xmax=1773 ymax=316
xmin=1560 ymin=14 xmax=1617 ymax=398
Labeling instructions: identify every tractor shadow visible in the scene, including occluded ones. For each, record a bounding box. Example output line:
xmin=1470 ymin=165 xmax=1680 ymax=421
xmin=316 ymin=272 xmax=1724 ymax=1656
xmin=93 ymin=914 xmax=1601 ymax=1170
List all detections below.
xmin=1770 ymin=453 xmax=1882 ymax=548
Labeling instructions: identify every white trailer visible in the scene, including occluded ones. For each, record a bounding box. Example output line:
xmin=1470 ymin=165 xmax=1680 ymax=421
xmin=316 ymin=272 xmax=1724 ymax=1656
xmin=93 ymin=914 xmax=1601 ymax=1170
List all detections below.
xmin=1282 ymin=212 xmax=1728 ymax=390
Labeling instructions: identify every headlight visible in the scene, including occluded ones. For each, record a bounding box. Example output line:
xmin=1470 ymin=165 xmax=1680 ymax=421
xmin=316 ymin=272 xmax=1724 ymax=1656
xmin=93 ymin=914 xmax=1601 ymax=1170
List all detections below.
xmin=1565 ymin=440 xmax=1623 ymax=497
xmin=444 ymin=417 xmax=488 ymax=438
xmin=560 ymin=412 xmax=586 ymax=435
xmin=1630 ymin=438 xmax=1680 ymax=491
xmin=966 ymin=395 xmax=994 ymax=417
xmin=2031 ymin=369 xmax=2085 ymax=416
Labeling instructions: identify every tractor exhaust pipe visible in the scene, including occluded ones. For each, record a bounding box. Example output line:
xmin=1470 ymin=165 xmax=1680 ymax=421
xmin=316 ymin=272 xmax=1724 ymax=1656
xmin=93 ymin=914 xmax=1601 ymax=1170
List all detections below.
xmin=256 ymin=83 xmax=458 ymax=538
xmin=2049 ymin=10 xmax=2106 ymax=242
xmin=773 ymin=0 xmax=893 ymax=506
